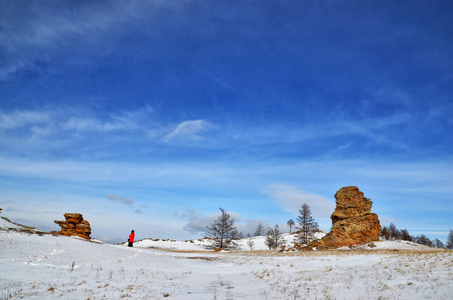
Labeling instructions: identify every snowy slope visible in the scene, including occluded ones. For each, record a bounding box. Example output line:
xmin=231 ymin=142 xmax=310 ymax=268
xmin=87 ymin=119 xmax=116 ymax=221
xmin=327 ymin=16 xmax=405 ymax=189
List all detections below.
xmin=133 ymin=232 xmax=326 ymax=251
xmin=1 ymin=228 xmax=452 ymax=299
xmin=0 ymin=217 xmax=21 ymax=229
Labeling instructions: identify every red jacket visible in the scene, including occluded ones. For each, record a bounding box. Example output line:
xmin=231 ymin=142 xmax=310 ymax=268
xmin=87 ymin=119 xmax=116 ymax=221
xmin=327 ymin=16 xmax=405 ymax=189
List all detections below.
xmin=129 ymin=233 xmax=135 ymax=243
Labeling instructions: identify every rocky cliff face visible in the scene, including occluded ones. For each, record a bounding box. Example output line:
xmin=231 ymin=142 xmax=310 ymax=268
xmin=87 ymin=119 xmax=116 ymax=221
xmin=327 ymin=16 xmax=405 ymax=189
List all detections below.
xmin=54 ymin=213 xmax=91 ymax=240
xmin=312 ymin=186 xmax=381 ymax=249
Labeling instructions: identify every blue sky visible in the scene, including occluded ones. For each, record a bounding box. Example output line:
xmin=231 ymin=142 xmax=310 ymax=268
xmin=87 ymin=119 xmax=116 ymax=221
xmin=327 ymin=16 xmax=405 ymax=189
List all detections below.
xmin=1 ymin=0 xmax=452 ymax=243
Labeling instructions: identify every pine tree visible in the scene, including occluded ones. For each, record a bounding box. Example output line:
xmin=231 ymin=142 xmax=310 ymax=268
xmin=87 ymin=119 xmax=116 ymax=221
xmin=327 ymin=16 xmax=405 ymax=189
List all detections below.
xmin=287 ymin=219 xmax=295 ymax=234
xmin=296 ymin=203 xmax=319 ymax=245
xmin=446 ymin=229 xmax=453 ymax=250
xmin=206 ymin=208 xmax=238 ymax=250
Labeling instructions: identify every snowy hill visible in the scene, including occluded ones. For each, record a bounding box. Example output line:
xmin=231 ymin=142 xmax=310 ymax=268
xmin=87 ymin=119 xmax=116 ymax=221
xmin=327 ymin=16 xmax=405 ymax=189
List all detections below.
xmin=132 ymin=231 xmax=326 ymax=252
xmin=1 ymin=218 xmax=451 ymax=299
xmin=131 ymin=232 xmax=439 ymax=253
xmin=0 ymin=217 xmax=21 ymax=229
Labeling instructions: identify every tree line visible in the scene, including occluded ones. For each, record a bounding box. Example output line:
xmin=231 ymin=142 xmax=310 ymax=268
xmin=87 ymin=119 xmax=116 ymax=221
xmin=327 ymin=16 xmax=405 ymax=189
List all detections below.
xmin=381 ymin=223 xmax=453 ymax=249
xmin=206 ymin=203 xmax=320 ymax=250
xmin=206 ymin=208 xmax=453 ymax=251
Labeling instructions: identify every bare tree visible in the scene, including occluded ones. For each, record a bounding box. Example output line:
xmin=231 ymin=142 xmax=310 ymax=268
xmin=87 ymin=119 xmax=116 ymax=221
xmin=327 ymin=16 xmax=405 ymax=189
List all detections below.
xmin=381 ymin=227 xmax=390 ymax=240
xmin=206 ymin=208 xmax=238 ymax=250
xmin=265 ymin=225 xmax=285 ymax=249
xmin=434 ymin=238 xmax=445 ymax=249
xmin=414 ymin=234 xmax=432 ymax=246
xmin=247 ymin=236 xmax=255 ymax=251
xmin=296 ymin=203 xmax=319 ymax=245
xmin=287 ymin=219 xmax=295 ymax=234
xmin=388 ymin=223 xmax=400 ymax=240
xmin=400 ymin=229 xmax=412 ymax=241
xmin=254 ymin=223 xmax=265 ymax=236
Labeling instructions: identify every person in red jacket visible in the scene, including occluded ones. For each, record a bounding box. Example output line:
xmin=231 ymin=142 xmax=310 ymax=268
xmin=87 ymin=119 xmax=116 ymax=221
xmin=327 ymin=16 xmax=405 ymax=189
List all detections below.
xmin=128 ymin=230 xmax=135 ymax=247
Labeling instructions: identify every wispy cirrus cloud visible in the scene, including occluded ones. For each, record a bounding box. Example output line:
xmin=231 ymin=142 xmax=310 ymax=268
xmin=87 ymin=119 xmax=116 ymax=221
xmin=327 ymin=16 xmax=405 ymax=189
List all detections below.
xmin=0 ymin=0 xmax=181 ymax=80
xmin=0 ymin=110 xmax=51 ymax=131
xmin=0 ymin=106 xmax=154 ymax=136
xmin=163 ymin=120 xmax=216 ymax=143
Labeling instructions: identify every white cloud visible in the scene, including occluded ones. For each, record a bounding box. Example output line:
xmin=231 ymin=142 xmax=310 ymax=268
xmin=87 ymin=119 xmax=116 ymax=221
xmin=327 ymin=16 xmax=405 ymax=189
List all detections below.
xmin=0 ymin=110 xmax=51 ymax=131
xmin=179 ymin=208 xmax=241 ymax=235
xmin=163 ymin=120 xmax=216 ymax=143
xmin=179 ymin=207 xmax=271 ymax=236
xmin=0 ymin=107 xmax=155 ymax=143
xmin=265 ymin=184 xmax=335 ymax=218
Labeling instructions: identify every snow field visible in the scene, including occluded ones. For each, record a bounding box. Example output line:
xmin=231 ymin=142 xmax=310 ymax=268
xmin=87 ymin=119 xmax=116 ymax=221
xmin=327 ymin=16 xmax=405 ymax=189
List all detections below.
xmin=1 ymin=229 xmax=452 ymax=299
xmin=132 ymin=231 xmax=326 ymax=252
xmin=248 ymin=251 xmax=453 ymax=299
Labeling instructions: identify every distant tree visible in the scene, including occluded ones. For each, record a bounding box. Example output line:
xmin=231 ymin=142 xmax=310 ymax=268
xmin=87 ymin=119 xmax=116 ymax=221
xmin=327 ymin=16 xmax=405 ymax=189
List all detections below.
xmin=206 ymin=208 xmax=238 ymax=250
xmin=265 ymin=225 xmax=284 ymax=250
xmin=254 ymin=223 xmax=265 ymax=236
xmin=414 ymin=234 xmax=432 ymax=247
xmin=434 ymin=239 xmax=445 ymax=249
xmin=296 ymin=203 xmax=319 ymax=245
xmin=400 ymin=229 xmax=412 ymax=241
xmin=446 ymin=229 xmax=453 ymax=250
xmin=247 ymin=236 xmax=255 ymax=251
xmin=287 ymin=219 xmax=295 ymax=234
xmin=381 ymin=227 xmax=390 ymax=240
xmin=388 ymin=223 xmax=400 ymax=240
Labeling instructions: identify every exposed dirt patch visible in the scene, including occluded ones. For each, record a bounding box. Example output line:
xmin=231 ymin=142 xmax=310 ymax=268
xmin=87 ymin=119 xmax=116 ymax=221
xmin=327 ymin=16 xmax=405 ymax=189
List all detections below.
xmin=186 ymin=256 xmax=217 ymax=261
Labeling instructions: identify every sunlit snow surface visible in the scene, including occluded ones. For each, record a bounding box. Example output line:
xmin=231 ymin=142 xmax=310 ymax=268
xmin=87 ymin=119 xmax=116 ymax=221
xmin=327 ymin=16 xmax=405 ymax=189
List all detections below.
xmin=1 ymin=220 xmax=452 ymax=299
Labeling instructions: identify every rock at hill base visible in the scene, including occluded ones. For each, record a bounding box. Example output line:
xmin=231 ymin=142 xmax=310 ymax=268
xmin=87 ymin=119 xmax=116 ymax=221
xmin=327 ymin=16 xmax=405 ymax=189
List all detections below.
xmin=311 ymin=186 xmax=381 ymax=249
xmin=54 ymin=213 xmax=91 ymax=240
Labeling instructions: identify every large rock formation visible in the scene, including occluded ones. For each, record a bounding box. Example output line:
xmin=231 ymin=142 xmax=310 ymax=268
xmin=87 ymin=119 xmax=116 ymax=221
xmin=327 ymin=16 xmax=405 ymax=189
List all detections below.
xmin=312 ymin=186 xmax=381 ymax=249
xmin=54 ymin=213 xmax=91 ymax=240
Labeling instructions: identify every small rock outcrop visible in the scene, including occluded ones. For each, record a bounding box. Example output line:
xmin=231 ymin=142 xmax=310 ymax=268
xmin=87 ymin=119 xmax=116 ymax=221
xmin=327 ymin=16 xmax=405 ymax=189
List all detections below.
xmin=54 ymin=213 xmax=91 ymax=240
xmin=312 ymin=186 xmax=381 ymax=249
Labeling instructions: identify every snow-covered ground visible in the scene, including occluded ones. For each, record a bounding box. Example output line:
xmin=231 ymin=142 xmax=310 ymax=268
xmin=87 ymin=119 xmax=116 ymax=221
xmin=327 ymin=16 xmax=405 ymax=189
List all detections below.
xmin=132 ymin=231 xmax=326 ymax=252
xmin=1 ymin=218 xmax=452 ymax=299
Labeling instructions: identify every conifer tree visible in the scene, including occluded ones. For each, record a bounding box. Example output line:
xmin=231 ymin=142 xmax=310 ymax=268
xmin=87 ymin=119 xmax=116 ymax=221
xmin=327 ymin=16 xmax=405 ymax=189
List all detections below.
xmin=296 ymin=203 xmax=319 ymax=245
xmin=446 ymin=229 xmax=453 ymax=250
xmin=206 ymin=208 xmax=238 ymax=250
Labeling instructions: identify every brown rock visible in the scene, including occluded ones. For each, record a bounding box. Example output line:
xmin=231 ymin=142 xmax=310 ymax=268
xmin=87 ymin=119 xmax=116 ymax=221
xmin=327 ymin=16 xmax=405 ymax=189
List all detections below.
xmin=313 ymin=186 xmax=381 ymax=249
xmin=54 ymin=213 xmax=91 ymax=240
